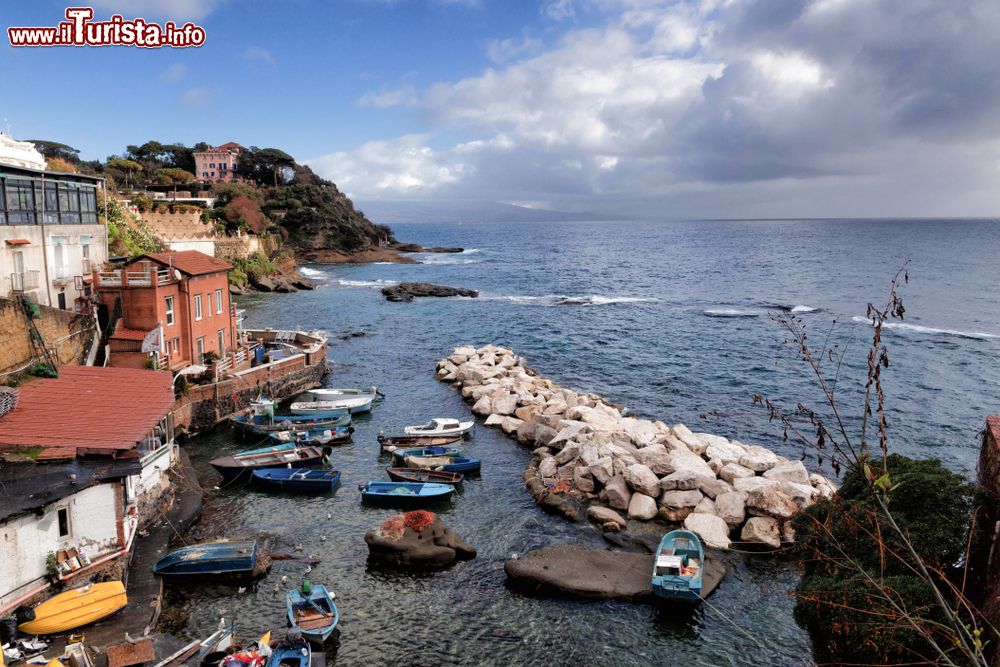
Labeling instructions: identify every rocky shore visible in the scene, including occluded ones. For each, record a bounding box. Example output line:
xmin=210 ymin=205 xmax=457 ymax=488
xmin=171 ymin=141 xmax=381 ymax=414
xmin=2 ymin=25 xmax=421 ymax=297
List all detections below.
xmin=382 ymin=282 xmax=479 ymax=302
xmin=437 ymin=345 xmax=838 ymax=549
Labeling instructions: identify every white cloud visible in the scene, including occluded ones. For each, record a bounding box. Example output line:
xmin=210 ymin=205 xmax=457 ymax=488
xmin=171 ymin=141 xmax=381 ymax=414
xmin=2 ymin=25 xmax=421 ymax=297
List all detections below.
xmin=542 ymin=0 xmax=575 ymax=21
xmin=356 ymin=85 xmax=418 ymax=109
xmin=243 ymin=47 xmax=275 ymax=65
xmin=180 ymin=87 xmax=212 ymax=107
xmin=752 ymin=51 xmax=834 ymax=92
xmin=486 ymin=32 xmax=543 ymax=64
xmin=157 ymin=64 xmax=187 ymax=83
xmin=90 ymin=0 xmax=225 ymax=20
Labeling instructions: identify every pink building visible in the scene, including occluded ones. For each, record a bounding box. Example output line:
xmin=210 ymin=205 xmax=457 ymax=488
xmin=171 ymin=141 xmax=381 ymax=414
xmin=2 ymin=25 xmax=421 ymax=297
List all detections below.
xmin=194 ymin=142 xmax=242 ymax=182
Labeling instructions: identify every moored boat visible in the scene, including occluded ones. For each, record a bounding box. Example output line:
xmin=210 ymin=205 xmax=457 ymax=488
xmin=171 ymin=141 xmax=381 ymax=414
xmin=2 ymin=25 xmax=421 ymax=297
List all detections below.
xmin=252 ymin=468 xmax=341 ymax=493
xmin=211 ymin=445 xmax=330 ymax=484
xmin=266 ymin=635 xmax=312 ymax=667
xmin=651 ymin=529 xmax=704 ymax=602
xmin=385 ymin=467 xmax=464 ymax=485
xmin=291 ymin=387 xmax=381 ymax=415
xmin=377 ymin=433 xmax=463 ymax=450
xmin=268 ymin=426 xmax=353 ymax=446
xmin=18 ymin=581 xmax=127 ymax=635
xmin=286 ymin=583 xmax=339 ymax=644
xmin=390 ymin=446 xmax=462 ymax=464
xmin=359 ymin=481 xmax=454 ymax=507
xmin=153 ymin=541 xmax=259 ymax=578
xmin=232 ymin=412 xmax=351 ymax=434
xmin=403 ymin=418 xmax=474 ymax=438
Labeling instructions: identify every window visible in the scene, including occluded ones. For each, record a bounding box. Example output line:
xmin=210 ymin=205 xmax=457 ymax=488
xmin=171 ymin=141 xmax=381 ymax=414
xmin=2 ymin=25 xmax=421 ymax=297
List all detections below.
xmin=171 ymin=337 xmax=180 ymax=353
xmin=5 ymin=179 xmax=36 ymax=224
xmin=51 ymin=236 xmax=67 ymax=279
xmin=165 ymin=296 xmax=175 ymax=325
xmin=80 ymin=188 xmax=97 ymax=224
xmin=196 ymin=336 xmax=205 ymax=361
xmin=58 ymin=184 xmax=81 ymax=224
xmin=209 ymin=163 xmax=215 ymax=168
xmin=217 ymin=329 xmax=225 ymax=356
xmin=194 ymin=294 xmax=203 ymax=320
xmin=215 ymin=288 xmax=223 ymax=314
xmin=57 ymin=507 xmax=70 ymax=537
xmin=203 ymin=172 xmax=209 ymax=177
xmin=44 ymin=183 xmax=59 ymax=223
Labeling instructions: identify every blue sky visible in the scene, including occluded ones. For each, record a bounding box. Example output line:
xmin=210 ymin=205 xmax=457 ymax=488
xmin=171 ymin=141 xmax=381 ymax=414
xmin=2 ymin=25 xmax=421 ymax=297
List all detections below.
xmin=3 ymin=1 xmax=1000 ymax=218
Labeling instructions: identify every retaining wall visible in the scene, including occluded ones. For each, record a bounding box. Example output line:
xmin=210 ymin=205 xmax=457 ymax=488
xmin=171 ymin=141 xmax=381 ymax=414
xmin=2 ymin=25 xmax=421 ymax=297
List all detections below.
xmin=0 ymin=297 xmax=94 ymax=378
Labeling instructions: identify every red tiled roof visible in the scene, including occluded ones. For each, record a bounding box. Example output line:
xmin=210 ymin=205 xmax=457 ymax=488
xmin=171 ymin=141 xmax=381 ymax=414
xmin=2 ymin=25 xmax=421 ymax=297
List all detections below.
xmin=110 ymin=321 xmax=148 ymax=341
xmin=139 ymin=250 xmax=232 ymax=276
xmin=0 ymin=366 xmax=173 ymax=453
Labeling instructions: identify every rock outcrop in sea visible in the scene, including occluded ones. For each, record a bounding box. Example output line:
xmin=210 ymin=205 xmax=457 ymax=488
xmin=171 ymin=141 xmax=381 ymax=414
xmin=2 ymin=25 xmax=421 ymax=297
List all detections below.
xmin=437 ymin=345 xmax=839 ymax=548
xmin=382 ymin=282 xmax=479 ymax=302
xmin=364 ymin=510 xmax=476 ymax=568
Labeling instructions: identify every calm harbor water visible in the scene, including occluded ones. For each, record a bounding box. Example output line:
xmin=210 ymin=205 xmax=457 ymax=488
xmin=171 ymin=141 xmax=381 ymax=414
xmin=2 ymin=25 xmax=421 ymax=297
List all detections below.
xmin=175 ymin=219 xmax=999 ymax=665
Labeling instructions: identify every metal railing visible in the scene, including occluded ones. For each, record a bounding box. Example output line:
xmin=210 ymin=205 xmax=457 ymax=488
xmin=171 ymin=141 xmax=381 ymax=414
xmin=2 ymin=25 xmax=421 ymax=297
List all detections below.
xmin=97 ymin=268 xmax=175 ymax=288
xmin=10 ymin=270 xmax=40 ymax=292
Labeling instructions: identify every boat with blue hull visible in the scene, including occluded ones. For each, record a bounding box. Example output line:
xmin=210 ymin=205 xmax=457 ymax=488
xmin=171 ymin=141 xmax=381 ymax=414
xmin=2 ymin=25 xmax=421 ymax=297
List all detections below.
xmin=386 ymin=467 xmax=464 ymax=485
xmin=252 ymin=469 xmax=342 ymax=493
xmin=232 ymin=412 xmax=351 ymax=434
xmin=211 ymin=446 xmax=330 ymax=484
xmin=359 ymin=481 xmax=455 ymax=507
xmin=435 ymin=456 xmax=480 ymax=474
xmin=291 ymin=387 xmax=382 ymax=415
xmin=266 ymin=636 xmax=312 ymax=667
xmin=391 ymin=446 xmax=462 ymax=464
xmin=651 ymin=530 xmax=704 ymax=602
xmin=153 ymin=541 xmax=259 ymax=578
xmin=287 ymin=584 xmax=339 ymax=644
xmin=268 ymin=426 xmax=353 ymax=447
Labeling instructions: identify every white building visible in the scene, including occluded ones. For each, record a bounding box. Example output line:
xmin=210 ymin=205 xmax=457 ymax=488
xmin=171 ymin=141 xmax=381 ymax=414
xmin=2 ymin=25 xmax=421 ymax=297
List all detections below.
xmin=0 ymin=366 xmax=177 ymax=614
xmin=0 ymin=134 xmax=108 ymax=310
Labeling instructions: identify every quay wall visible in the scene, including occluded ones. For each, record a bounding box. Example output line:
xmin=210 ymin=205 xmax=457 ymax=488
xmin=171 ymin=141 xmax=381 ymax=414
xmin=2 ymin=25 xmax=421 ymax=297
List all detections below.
xmin=0 ymin=297 xmax=94 ymax=378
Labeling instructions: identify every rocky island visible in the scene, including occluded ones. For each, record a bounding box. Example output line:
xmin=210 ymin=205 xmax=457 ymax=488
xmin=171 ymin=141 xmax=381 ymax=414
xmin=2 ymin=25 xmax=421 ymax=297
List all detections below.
xmin=382 ymin=283 xmax=479 ymax=302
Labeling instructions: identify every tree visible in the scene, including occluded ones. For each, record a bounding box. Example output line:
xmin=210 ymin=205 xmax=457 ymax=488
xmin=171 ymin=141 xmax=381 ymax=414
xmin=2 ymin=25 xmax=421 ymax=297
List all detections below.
xmin=45 ymin=157 xmax=77 ymax=173
xmin=235 ymin=146 xmax=295 ymax=186
xmin=153 ymin=167 xmax=196 ymax=195
xmin=28 ymin=140 xmax=80 ymax=163
xmin=106 ymin=159 xmax=143 ymax=189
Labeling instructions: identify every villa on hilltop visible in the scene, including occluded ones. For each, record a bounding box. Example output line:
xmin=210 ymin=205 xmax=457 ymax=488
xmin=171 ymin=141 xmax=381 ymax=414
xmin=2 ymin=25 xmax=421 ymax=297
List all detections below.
xmin=193 ymin=142 xmax=242 ymax=183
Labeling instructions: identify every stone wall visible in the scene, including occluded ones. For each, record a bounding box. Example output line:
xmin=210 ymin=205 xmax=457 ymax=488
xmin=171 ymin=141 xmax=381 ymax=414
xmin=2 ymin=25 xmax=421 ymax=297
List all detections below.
xmin=0 ymin=297 xmax=94 ymax=378
xmin=974 ymin=416 xmax=1000 ymax=666
xmin=172 ymin=352 xmax=327 ymax=434
xmin=214 ymin=235 xmax=262 ymax=262
xmin=140 ymin=210 xmax=214 ymax=240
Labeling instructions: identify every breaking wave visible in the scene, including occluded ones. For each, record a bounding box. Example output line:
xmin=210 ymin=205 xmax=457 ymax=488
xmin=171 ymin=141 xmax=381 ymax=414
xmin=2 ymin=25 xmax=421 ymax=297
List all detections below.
xmin=298 ymin=266 xmax=327 ymax=279
xmin=851 ymin=316 xmax=999 ymax=341
xmin=493 ymin=294 xmax=659 ymax=307
xmin=789 ymin=305 xmax=819 ymax=313
xmin=336 ymin=278 xmax=398 ymax=288
xmin=703 ymin=308 xmax=761 ymax=318
xmin=417 ymin=256 xmax=482 ymax=265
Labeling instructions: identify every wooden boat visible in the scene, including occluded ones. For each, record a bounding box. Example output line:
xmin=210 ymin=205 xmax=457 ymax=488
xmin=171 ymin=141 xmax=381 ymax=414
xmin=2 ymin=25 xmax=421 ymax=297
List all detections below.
xmin=401 ymin=454 xmax=481 ymax=474
xmin=391 ymin=446 xmax=462 ymax=464
xmin=291 ymin=387 xmax=381 ymax=415
xmin=153 ymin=624 xmax=235 ymax=666
xmin=252 ymin=468 xmax=341 ymax=493
xmin=211 ymin=446 xmax=329 ymax=484
xmin=232 ymin=412 xmax=351 ymax=434
xmin=153 ymin=541 xmax=259 ymax=577
xmin=18 ymin=582 xmax=126 ymax=635
xmin=268 ymin=426 xmax=353 ymax=447
xmin=266 ymin=636 xmax=312 ymax=667
xmin=651 ymin=529 xmax=704 ymax=601
xmin=377 ymin=434 xmax=463 ymax=450
xmin=386 ymin=467 xmax=464 ymax=485
xmin=359 ymin=481 xmax=454 ymax=507
xmin=286 ymin=583 xmax=339 ymax=644
xmin=404 ymin=418 xmax=474 ymax=438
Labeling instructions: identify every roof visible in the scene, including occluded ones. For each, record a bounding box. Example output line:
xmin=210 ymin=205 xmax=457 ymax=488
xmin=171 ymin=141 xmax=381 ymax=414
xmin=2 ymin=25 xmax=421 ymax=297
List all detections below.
xmin=139 ymin=250 xmax=233 ymax=276
xmin=0 ymin=456 xmax=142 ymax=523
xmin=0 ymin=366 xmax=174 ymax=455
xmin=0 ymin=161 xmax=104 ymax=183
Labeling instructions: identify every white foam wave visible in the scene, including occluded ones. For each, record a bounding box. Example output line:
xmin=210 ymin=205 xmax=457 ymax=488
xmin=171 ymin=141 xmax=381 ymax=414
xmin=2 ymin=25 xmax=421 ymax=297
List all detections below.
xmin=336 ymin=278 xmax=398 ymax=288
xmin=790 ymin=305 xmax=819 ymax=313
xmin=703 ymin=308 xmax=761 ymax=318
xmin=417 ymin=256 xmax=482 ymax=265
xmin=493 ymin=294 xmax=658 ymax=307
xmin=298 ymin=266 xmax=326 ymax=279
xmin=850 ymin=316 xmax=999 ymax=340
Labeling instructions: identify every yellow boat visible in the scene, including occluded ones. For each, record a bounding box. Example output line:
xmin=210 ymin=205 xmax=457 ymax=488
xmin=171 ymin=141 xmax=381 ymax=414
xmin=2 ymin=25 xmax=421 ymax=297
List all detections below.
xmin=18 ymin=582 xmax=127 ymax=635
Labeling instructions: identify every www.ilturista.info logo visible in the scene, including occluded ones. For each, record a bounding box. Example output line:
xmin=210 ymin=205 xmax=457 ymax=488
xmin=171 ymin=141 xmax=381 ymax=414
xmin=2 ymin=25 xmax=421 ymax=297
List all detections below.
xmin=8 ymin=7 xmax=206 ymax=48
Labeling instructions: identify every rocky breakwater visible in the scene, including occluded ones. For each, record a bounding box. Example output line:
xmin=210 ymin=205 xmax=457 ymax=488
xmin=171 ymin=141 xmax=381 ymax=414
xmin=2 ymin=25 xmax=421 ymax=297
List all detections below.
xmin=436 ymin=345 xmax=839 ymax=549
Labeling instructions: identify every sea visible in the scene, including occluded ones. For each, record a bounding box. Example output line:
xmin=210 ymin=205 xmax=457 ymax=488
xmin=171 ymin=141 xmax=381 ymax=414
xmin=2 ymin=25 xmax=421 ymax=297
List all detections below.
xmin=176 ymin=218 xmax=999 ymax=666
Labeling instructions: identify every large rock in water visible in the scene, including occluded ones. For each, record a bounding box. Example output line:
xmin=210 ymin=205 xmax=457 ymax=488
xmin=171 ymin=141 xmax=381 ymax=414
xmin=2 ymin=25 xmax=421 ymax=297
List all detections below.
xmin=683 ymin=512 xmax=732 ymax=549
xmin=382 ymin=282 xmax=479 ymax=302
xmin=365 ymin=511 xmax=476 ymax=568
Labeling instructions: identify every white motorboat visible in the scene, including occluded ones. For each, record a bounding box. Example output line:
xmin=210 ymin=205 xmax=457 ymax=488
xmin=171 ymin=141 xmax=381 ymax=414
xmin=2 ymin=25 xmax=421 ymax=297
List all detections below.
xmin=290 ymin=386 xmax=380 ymax=415
xmin=404 ymin=418 xmax=475 ymax=438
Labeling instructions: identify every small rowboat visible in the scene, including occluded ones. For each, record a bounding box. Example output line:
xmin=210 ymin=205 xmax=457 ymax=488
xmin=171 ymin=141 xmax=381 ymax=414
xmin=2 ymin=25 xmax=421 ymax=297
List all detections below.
xmin=386 ymin=467 xmax=464 ymax=485
xmin=391 ymin=446 xmax=462 ymax=464
xmin=266 ymin=636 xmax=312 ymax=667
xmin=18 ymin=582 xmax=127 ymax=635
xmin=359 ymin=481 xmax=454 ymax=507
xmin=286 ymin=584 xmax=339 ymax=644
xmin=651 ymin=529 xmax=704 ymax=602
xmin=268 ymin=426 xmax=353 ymax=446
xmin=232 ymin=412 xmax=351 ymax=434
xmin=404 ymin=418 xmax=474 ymax=438
xmin=403 ymin=455 xmax=481 ymax=474
xmin=252 ymin=468 xmax=341 ymax=493
xmin=153 ymin=541 xmax=259 ymax=578
xmin=291 ymin=387 xmax=381 ymax=415
xmin=377 ymin=434 xmax=463 ymax=450
xmin=211 ymin=446 xmax=329 ymax=484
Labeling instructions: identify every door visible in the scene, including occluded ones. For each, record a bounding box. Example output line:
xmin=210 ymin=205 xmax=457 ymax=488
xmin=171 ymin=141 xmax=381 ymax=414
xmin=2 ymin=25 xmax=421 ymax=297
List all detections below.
xmin=12 ymin=251 xmax=24 ymax=290
xmin=57 ymin=292 xmax=66 ymax=309
xmin=217 ymin=329 xmax=225 ymax=357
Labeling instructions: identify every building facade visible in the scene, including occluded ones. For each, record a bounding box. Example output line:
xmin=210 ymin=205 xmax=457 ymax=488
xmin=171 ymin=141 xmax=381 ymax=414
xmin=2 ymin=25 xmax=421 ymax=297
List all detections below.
xmin=0 ymin=135 xmax=108 ymax=310
xmin=95 ymin=250 xmax=237 ymax=370
xmin=193 ymin=142 xmax=242 ymax=183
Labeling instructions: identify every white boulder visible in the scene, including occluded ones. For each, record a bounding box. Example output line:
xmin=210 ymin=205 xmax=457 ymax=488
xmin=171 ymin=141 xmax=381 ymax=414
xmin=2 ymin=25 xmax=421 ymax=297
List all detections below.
xmin=763 ymin=460 xmax=811 ymax=486
xmin=714 ymin=491 xmax=747 ymax=528
xmin=624 ymin=463 xmax=661 ymax=497
xmin=628 ymin=493 xmax=659 ymax=520
xmin=683 ymin=512 xmax=732 ymax=549
xmin=739 ymin=445 xmax=779 ymax=472
xmin=605 ymin=475 xmax=632 ymax=510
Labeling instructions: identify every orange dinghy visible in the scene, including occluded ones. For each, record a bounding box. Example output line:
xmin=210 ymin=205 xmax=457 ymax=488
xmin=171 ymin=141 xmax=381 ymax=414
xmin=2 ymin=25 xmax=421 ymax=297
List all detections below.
xmin=19 ymin=581 xmax=127 ymax=635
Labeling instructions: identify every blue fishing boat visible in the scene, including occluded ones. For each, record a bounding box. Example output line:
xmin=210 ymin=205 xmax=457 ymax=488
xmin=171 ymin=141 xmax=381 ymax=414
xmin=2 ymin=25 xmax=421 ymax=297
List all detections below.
xmin=286 ymin=584 xmax=339 ymax=644
xmin=436 ymin=456 xmax=481 ymax=474
xmin=651 ymin=529 xmax=704 ymax=602
xmin=268 ymin=426 xmax=353 ymax=447
xmin=211 ymin=446 xmax=330 ymax=484
xmin=153 ymin=541 xmax=259 ymax=577
xmin=359 ymin=481 xmax=454 ymax=507
xmin=265 ymin=635 xmax=312 ymax=667
xmin=391 ymin=446 xmax=462 ymax=464
xmin=252 ymin=468 xmax=341 ymax=493
xmin=232 ymin=412 xmax=351 ymax=434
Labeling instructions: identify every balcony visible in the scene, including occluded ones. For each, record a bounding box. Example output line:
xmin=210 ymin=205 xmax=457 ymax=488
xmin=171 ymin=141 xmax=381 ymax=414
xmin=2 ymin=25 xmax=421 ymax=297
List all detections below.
xmin=97 ymin=268 xmax=177 ymax=288
xmin=10 ymin=270 xmax=40 ymax=293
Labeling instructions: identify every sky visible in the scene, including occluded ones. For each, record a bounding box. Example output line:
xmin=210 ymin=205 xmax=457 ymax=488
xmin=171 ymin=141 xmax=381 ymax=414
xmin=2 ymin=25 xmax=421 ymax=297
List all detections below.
xmin=2 ymin=0 xmax=1000 ymax=218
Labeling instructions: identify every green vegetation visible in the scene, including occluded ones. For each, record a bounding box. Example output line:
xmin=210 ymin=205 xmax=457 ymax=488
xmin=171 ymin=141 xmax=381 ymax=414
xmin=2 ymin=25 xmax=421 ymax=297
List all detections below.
xmin=27 ymin=362 xmax=58 ymax=378
xmin=103 ymin=197 xmax=162 ymax=256
xmin=229 ymin=251 xmax=276 ymax=288
xmin=792 ymin=454 xmax=977 ymax=665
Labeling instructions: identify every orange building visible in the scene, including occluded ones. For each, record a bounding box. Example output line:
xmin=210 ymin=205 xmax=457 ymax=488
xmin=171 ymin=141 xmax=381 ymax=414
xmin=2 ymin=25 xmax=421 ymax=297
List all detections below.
xmin=193 ymin=142 xmax=242 ymax=182
xmin=95 ymin=250 xmax=237 ymax=370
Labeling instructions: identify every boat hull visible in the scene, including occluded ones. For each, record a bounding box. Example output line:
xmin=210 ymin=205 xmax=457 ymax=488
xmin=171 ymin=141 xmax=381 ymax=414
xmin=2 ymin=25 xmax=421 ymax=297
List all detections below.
xmin=385 ymin=467 xmax=464 ymax=485
xmin=153 ymin=541 xmax=259 ymax=577
xmin=265 ymin=638 xmax=312 ymax=667
xmin=232 ymin=413 xmax=350 ymax=434
xmin=359 ymin=482 xmax=454 ymax=507
xmin=211 ymin=446 xmax=329 ymax=484
xmin=377 ymin=434 xmax=463 ymax=449
xmin=651 ymin=529 xmax=705 ymax=602
xmin=286 ymin=585 xmax=339 ymax=645
xmin=19 ymin=582 xmax=127 ymax=635
xmin=252 ymin=469 xmax=341 ymax=493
